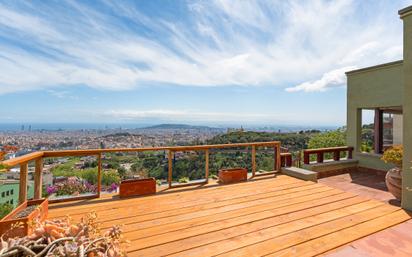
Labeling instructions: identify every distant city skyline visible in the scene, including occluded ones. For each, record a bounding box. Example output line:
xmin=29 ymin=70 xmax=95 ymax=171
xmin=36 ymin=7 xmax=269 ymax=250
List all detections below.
xmin=0 ymin=0 xmax=410 ymax=125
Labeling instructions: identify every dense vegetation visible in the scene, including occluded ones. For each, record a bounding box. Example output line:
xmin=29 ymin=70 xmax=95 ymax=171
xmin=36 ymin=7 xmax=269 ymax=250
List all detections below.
xmin=49 ymin=129 xmax=347 ymax=187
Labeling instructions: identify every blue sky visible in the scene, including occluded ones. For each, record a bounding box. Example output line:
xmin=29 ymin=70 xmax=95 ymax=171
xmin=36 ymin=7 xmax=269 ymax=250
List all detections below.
xmin=0 ymin=0 xmax=410 ymax=126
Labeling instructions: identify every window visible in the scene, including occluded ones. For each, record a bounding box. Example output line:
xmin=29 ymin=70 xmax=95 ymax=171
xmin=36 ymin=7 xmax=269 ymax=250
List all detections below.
xmin=10 ymin=189 xmax=13 ymax=195
xmin=6 ymin=191 xmax=9 ymax=196
xmin=360 ymin=107 xmax=402 ymax=154
xmin=382 ymin=111 xmax=403 ymax=150
xmin=1 ymin=192 xmax=4 ymax=198
xmin=10 ymin=199 xmax=13 ymax=204
xmin=361 ymin=109 xmax=375 ymax=153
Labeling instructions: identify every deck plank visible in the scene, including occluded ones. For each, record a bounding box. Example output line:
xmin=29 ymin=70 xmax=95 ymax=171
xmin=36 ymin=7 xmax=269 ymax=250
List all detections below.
xmin=86 ymin=181 xmax=315 ymax=223
xmin=217 ymin=204 xmax=399 ymax=257
xmin=125 ymin=192 xmax=358 ymax=241
xmin=103 ymin=187 xmax=338 ymax=230
xmin=269 ymin=209 xmax=412 ymax=257
xmin=165 ymin=201 xmax=388 ymax=257
xmin=49 ymin=175 xmax=296 ymax=218
xmin=127 ymin=195 xmax=367 ymax=254
xmin=47 ymin=175 xmax=411 ymax=257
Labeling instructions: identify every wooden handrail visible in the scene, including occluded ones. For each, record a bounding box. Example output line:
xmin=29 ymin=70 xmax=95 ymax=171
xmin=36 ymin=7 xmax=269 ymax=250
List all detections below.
xmin=1 ymin=141 xmax=282 ymax=204
xmin=304 ymin=146 xmax=353 ymax=154
xmin=2 ymin=151 xmax=44 ymax=167
xmin=303 ymin=146 xmax=353 ymax=165
xmin=2 ymin=141 xmax=281 ymax=167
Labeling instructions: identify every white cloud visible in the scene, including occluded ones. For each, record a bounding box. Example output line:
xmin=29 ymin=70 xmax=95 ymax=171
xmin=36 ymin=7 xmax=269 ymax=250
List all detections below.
xmin=105 ymin=109 xmax=289 ymax=123
xmin=285 ymin=66 xmax=356 ymax=92
xmin=0 ymin=0 xmax=405 ymax=94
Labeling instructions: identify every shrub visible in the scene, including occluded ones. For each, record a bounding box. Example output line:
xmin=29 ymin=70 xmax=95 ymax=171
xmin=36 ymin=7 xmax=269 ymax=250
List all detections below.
xmin=51 ymin=177 xmax=97 ymax=196
xmin=0 ymin=203 xmax=13 ymax=219
xmin=382 ymin=145 xmax=403 ymax=167
xmin=178 ymin=177 xmax=190 ymax=183
xmin=102 ymin=170 xmax=121 ymax=186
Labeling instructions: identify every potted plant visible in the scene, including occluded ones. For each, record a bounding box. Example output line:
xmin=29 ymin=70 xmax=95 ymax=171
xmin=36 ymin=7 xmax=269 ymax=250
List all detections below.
xmin=119 ymin=178 xmax=156 ymax=198
xmin=218 ymin=168 xmax=248 ymax=184
xmin=381 ymin=145 xmax=403 ymax=200
xmin=0 ymin=198 xmax=48 ymax=239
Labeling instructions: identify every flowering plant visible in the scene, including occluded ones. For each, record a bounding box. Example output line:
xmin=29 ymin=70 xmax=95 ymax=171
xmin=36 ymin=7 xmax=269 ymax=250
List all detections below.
xmin=381 ymin=145 xmax=403 ymax=168
xmin=107 ymin=183 xmax=118 ymax=193
xmin=49 ymin=177 xmax=97 ymax=196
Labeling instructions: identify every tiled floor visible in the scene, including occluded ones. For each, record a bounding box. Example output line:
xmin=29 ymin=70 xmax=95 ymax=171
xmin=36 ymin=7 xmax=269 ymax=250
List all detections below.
xmin=320 ymin=171 xmax=412 ymax=257
xmin=319 ymin=171 xmax=400 ymax=206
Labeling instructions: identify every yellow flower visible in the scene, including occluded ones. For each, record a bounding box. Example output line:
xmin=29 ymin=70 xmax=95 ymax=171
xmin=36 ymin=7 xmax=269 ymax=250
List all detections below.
xmin=381 ymin=145 xmax=403 ymax=168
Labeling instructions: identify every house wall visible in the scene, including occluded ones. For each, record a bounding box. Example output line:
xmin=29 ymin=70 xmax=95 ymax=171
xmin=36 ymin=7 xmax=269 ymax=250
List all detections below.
xmin=346 ymin=62 xmax=403 ymax=171
xmin=400 ymin=7 xmax=412 ymax=210
xmin=0 ymin=181 xmax=34 ymax=207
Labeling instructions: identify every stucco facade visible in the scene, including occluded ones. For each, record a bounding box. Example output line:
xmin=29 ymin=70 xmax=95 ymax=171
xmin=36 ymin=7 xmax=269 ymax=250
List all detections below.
xmin=400 ymin=6 xmax=412 ymax=210
xmin=346 ymin=6 xmax=412 ymax=210
xmin=346 ymin=61 xmax=403 ymax=171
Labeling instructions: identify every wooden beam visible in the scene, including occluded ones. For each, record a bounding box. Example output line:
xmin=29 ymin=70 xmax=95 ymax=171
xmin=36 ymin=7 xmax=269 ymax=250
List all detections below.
xmin=168 ymin=151 xmax=173 ymax=188
xmin=374 ymin=109 xmax=383 ymax=154
xmin=317 ymin=152 xmax=324 ymax=163
xmin=252 ymin=146 xmax=256 ymax=177
xmin=276 ymin=145 xmax=281 ymax=172
xmin=34 ymin=158 xmax=43 ymax=199
xmin=333 ymin=151 xmax=340 ymax=161
xmin=97 ymin=153 xmax=102 ymax=198
xmin=19 ymin=162 xmax=28 ymax=204
xmin=205 ymin=149 xmax=209 ymax=182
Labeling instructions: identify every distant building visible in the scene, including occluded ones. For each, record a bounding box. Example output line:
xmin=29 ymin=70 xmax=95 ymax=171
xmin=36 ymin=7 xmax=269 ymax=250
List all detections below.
xmin=0 ymin=180 xmax=34 ymax=207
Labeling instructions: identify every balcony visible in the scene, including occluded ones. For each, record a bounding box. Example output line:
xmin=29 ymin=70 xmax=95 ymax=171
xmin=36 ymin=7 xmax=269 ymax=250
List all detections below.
xmin=1 ymin=142 xmax=411 ymax=256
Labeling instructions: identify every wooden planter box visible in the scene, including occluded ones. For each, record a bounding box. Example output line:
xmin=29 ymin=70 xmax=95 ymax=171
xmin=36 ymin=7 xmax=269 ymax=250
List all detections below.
xmin=0 ymin=198 xmax=48 ymax=239
xmin=119 ymin=178 xmax=156 ymax=198
xmin=218 ymin=168 xmax=248 ymax=184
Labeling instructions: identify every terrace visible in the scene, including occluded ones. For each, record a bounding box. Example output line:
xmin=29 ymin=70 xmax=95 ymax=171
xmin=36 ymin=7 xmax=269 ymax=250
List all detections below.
xmin=3 ymin=4 xmax=412 ymax=256
xmin=1 ymin=141 xmax=411 ymax=256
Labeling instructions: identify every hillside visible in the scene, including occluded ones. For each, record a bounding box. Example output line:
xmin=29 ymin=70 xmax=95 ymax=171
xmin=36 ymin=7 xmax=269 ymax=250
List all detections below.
xmin=206 ymin=131 xmax=318 ymax=152
xmin=142 ymin=123 xmax=219 ymax=130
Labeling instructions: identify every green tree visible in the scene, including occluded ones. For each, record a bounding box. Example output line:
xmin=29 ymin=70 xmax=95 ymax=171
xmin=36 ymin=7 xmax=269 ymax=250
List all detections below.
xmin=308 ymin=129 xmax=346 ymax=159
xmin=308 ymin=130 xmax=346 ymax=149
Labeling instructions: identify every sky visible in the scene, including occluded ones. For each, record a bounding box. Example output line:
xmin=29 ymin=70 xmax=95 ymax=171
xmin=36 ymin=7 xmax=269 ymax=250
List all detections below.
xmin=0 ymin=0 xmax=410 ymax=127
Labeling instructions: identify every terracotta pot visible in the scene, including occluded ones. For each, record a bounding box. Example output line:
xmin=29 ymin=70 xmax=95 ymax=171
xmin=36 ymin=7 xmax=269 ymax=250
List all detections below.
xmin=218 ymin=168 xmax=248 ymax=184
xmin=0 ymin=198 xmax=48 ymax=239
xmin=119 ymin=178 xmax=156 ymax=198
xmin=385 ymin=167 xmax=402 ymax=200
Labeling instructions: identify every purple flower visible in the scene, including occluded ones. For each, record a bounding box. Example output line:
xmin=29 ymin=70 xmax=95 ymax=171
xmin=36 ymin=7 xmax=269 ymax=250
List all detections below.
xmin=46 ymin=185 xmax=57 ymax=195
xmin=108 ymin=183 xmax=118 ymax=192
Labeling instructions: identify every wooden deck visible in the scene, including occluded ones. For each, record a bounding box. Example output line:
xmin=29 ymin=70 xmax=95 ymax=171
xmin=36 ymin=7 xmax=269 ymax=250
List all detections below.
xmin=48 ymin=175 xmax=411 ymax=257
